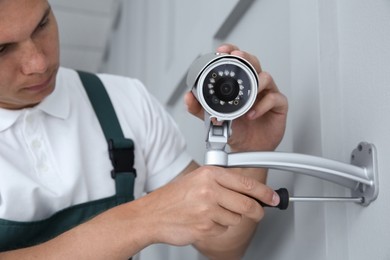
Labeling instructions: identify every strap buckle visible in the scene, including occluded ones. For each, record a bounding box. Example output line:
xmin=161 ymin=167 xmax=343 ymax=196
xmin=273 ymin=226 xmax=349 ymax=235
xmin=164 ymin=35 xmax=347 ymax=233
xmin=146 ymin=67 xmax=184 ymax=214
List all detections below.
xmin=108 ymin=139 xmax=137 ymax=179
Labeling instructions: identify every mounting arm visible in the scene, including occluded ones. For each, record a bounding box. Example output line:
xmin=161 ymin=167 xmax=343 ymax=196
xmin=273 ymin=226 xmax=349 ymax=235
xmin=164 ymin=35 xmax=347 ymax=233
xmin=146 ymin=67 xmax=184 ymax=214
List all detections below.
xmin=205 ymin=122 xmax=379 ymax=206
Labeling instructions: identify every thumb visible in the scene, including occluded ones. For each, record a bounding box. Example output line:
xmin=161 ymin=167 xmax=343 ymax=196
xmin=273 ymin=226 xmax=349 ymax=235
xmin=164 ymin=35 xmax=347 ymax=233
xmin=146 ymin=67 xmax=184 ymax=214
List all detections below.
xmin=184 ymin=92 xmax=204 ymax=119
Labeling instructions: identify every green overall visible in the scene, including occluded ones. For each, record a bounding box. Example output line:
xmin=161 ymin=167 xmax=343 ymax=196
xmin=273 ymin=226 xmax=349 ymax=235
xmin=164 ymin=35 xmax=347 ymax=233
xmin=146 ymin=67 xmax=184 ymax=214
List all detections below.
xmin=0 ymin=71 xmax=136 ymax=255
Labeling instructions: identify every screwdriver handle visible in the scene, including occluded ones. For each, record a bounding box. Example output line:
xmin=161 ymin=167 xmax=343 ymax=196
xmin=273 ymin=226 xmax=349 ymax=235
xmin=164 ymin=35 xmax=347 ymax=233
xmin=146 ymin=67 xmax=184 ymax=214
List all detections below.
xmin=259 ymin=188 xmax=290 ymax=210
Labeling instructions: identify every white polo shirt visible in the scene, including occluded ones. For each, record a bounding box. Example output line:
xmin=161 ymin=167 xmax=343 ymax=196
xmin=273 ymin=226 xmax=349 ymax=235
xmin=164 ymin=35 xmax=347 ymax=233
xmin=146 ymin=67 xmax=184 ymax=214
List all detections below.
xmin=0 ymin=67 xmax=192 ymax=222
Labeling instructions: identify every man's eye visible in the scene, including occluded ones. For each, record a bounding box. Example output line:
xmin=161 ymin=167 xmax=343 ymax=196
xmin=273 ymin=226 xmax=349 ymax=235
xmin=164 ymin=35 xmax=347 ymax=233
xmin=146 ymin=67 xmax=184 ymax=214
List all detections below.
xmin=39 ymin=17 xmax=50 ymax=29
xmin=0 ymin=45 xmax=7 ymax=54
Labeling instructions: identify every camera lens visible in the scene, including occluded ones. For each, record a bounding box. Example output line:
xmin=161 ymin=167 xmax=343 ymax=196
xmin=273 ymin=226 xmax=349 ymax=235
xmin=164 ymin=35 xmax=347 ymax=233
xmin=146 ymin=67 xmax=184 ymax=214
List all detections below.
xmin=214 ymin=78 xmax=240 ymax=102
xmin=192 ymin=55 xmax=258 ymax=121
xmin=202 ymin=63 xmax=252 ymax=115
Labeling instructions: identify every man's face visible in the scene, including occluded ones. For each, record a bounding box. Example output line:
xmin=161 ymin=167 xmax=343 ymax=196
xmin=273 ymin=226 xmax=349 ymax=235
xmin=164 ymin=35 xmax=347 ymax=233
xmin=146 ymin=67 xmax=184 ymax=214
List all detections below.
xmin=0 ymin=0 xmax=60 ymax=109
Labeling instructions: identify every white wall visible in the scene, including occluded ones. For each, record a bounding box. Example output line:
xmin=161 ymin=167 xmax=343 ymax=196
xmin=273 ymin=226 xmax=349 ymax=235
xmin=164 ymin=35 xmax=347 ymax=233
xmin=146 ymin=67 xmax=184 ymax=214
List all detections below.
xmin=57 ymin=0 xmax=390 ymax=259
xmin=50 ymin=0 xmax=119 ymax=72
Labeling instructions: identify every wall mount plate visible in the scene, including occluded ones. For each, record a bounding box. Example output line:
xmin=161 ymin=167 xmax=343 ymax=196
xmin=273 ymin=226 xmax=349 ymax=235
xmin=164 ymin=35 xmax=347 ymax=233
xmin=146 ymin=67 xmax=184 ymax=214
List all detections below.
xmin=350 ymin=142 xmax=379 ymax=206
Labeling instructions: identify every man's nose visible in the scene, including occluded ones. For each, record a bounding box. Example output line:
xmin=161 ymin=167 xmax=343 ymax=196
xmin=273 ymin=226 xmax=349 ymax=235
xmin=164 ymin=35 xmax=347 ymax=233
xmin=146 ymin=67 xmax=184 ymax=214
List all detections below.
xmin=20 ymin=39 xmax=48 ymax=75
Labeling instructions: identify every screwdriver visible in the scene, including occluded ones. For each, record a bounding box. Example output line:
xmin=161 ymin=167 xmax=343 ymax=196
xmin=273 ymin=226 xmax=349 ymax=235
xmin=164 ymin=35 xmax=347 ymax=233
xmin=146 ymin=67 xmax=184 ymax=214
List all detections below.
xmin=258 ymin=188 xmax=365 ymax=210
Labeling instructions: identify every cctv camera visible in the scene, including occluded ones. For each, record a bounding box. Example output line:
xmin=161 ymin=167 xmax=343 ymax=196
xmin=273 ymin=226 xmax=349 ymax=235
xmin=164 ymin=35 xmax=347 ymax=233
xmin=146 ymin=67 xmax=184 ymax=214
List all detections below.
xmin=187 ymin=53 xmax=258 ymax=121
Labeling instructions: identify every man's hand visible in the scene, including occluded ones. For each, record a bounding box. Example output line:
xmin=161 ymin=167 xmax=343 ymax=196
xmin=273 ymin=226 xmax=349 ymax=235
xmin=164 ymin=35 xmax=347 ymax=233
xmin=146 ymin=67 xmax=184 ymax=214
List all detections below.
xmin=185 ymin=43 xmax=288 ymax=152
xmin=139 ymin=164 xmax=279 ymax=246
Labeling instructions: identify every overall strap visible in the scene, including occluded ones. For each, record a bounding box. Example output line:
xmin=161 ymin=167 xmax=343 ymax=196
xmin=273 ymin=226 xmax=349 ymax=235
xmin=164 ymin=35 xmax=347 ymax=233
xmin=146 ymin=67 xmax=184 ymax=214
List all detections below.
xmin=77 ymin=71 xmax=136 ymax=204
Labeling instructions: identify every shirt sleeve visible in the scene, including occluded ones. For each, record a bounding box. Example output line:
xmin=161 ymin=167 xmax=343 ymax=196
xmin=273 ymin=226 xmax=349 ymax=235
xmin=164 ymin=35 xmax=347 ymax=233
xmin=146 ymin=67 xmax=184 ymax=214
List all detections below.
xmin=136 ymin=84 xmax=193 ymax=192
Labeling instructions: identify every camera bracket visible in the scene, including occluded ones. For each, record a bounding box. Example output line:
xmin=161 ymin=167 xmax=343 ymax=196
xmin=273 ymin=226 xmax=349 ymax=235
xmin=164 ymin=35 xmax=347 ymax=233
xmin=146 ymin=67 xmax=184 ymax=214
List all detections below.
xmin=204 ymin=121 xmax=379 ymax=206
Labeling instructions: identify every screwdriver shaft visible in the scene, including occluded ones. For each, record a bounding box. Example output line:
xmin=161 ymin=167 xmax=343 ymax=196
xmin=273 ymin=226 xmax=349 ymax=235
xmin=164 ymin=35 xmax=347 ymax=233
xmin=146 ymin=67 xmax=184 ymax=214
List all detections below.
xmin=290 ymin=196 xmax=364 ymax=203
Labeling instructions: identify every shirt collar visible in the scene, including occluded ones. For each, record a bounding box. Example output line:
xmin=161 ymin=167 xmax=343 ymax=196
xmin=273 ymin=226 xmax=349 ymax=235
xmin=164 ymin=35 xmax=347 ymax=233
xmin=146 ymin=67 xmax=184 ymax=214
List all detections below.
xmin=0 ymin=108 xmax=23 ymax=132
xmin=38 ymin=69 xmax=70 ymax=120
xmin=0 ymin=68 xmax=70 ymax=132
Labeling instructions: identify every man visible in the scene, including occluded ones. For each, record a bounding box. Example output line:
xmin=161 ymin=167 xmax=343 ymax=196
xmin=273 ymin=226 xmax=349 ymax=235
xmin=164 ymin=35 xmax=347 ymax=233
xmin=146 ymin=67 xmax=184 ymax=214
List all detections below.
xmin=0 ymin=0 xmax=288 ymax=259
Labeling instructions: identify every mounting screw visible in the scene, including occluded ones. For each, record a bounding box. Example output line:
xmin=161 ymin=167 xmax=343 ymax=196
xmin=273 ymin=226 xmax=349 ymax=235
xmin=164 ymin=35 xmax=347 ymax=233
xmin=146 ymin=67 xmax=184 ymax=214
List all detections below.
xmin=358 ymin=183 xmax=365 ymax=193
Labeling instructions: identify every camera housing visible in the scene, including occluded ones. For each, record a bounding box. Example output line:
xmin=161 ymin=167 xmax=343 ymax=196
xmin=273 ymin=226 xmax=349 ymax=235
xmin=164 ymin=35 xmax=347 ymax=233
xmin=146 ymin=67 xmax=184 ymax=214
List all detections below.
xmin=187 ymin=53 xmax=258 ymax=121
